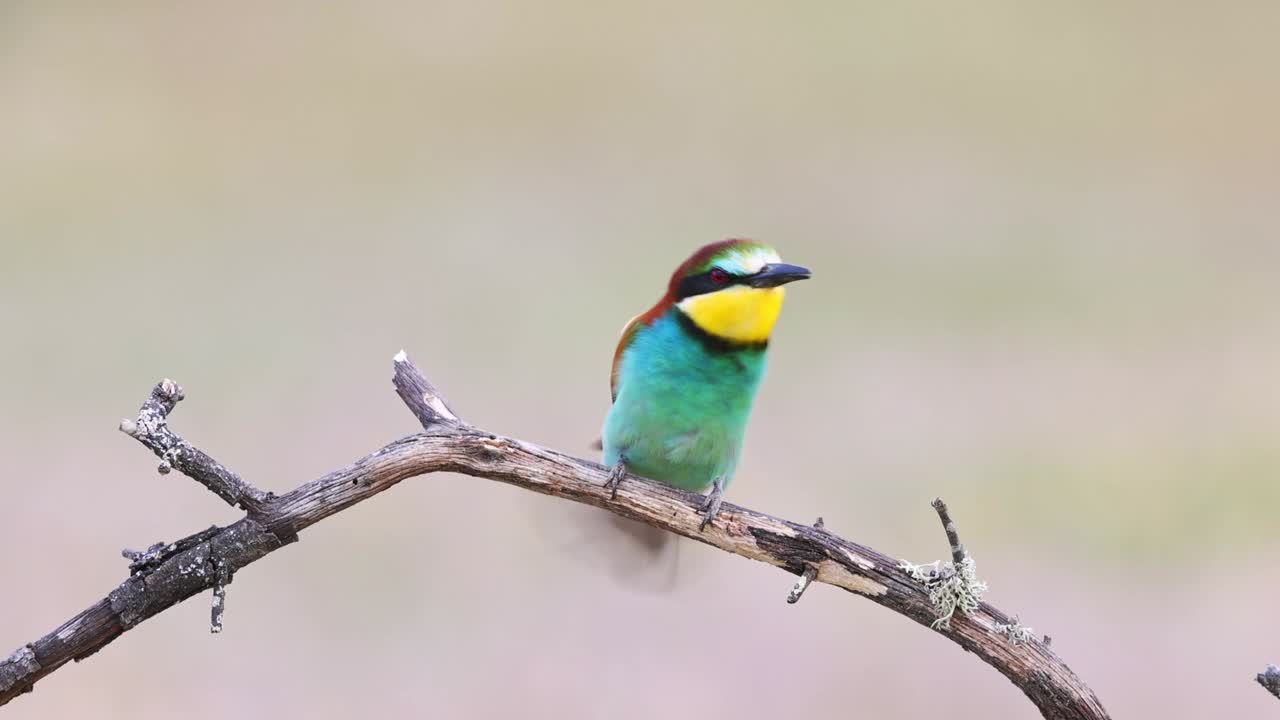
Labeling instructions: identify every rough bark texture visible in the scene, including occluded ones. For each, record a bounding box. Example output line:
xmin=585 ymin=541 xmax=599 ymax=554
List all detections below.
xmin=0 ymin=352 xmax=1111 ymax=720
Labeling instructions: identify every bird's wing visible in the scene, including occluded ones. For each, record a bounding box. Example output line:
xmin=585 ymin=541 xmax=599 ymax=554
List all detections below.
xmin=610 ymin=312 xmax=645 ymax=403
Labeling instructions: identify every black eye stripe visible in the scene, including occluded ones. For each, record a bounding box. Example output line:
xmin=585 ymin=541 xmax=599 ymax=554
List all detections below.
xmin=675 ymin=268 xmax=743 ymax=300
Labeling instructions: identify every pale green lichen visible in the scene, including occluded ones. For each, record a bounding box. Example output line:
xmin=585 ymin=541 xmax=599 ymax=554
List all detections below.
xmin=994 ymin=615 xmax=1035 ymax=646
xmin=898 ymin=556 xmax=988 ymax=630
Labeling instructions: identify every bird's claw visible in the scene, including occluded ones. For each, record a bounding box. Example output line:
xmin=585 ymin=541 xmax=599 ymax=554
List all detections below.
xmin=698 ymin=477 xmax=726 ymax=531
xmin=604 ymin=459 xmax=627 ymax=499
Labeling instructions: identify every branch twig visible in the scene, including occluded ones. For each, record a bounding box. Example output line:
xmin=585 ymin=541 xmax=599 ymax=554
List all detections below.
xmin=786 ymin=566 xmax=818 ymax=604
xmin=118 ymin=379 xmax=270 ymax=513
xmin=931 ymin=497 xmax=967 ymax=566
xmin=0 ymin=353 xmax=1111 ymax=720
xmin=392 ymin=350 xmax=459 ymax=429
xmin=210 ymin=562 xmax=230 ymax=635
xmin=785 ymin=517 xmax=825 ymax=604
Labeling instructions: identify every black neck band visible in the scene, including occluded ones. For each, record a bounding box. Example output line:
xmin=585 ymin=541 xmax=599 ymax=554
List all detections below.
xmin=673 ymin=308 xmax=769 ymax=354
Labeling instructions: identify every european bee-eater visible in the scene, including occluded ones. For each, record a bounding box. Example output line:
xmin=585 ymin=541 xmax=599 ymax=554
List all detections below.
xmin=601 ymin=239 xmax=810 ymax=530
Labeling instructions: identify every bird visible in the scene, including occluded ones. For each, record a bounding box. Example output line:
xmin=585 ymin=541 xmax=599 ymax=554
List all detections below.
xmin=601 ymin=239 xmax=810 ymax=531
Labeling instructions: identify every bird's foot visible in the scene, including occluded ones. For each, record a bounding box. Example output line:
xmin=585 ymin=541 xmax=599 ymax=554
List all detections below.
xmin=604 ymin=458 xmax=627 ymax=499
xmin=698 ymin=476 xmax=726 ymax=531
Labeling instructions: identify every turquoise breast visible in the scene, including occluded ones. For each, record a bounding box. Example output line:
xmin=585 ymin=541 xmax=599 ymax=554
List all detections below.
xmin=602 ymin=308 xmax=768 ymax=492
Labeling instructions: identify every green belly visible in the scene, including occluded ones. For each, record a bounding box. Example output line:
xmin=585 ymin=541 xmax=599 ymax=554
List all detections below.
xmin=602 ymin=309 xmax=768 ymax=492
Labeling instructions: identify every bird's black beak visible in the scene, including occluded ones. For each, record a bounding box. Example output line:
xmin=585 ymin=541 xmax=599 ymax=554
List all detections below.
xmin=747 ymin=263 xmax=812 ymax=288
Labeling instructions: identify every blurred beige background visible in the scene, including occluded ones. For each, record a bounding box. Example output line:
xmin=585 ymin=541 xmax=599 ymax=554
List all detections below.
xmin=3 ymin=1 xmax=1278 ymax=718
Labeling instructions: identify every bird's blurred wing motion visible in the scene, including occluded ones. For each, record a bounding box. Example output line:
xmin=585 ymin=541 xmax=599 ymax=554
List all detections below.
xmin=530 ymin=502 xmax=681 ymax=594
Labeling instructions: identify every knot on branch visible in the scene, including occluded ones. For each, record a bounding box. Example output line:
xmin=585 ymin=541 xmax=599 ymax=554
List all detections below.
xmin=463 ymin=434 xmax=509 ymax=463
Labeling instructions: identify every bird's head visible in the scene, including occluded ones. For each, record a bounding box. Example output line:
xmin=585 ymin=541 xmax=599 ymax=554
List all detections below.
xmin=667 ymin=239 xmax=810 ymax=344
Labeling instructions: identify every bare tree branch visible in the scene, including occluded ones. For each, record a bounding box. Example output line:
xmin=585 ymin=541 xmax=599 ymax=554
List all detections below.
xmin=0 ymin=353 xmax=1111 ymax=720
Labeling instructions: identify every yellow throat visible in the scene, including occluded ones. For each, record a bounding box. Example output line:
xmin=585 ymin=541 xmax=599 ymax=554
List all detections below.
xmin=677 ymin=285 xmax=785 ymax=344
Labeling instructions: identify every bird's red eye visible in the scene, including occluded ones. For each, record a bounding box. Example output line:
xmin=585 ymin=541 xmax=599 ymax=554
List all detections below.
xmin=709 ymin=268 xmax=728 ymax=285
